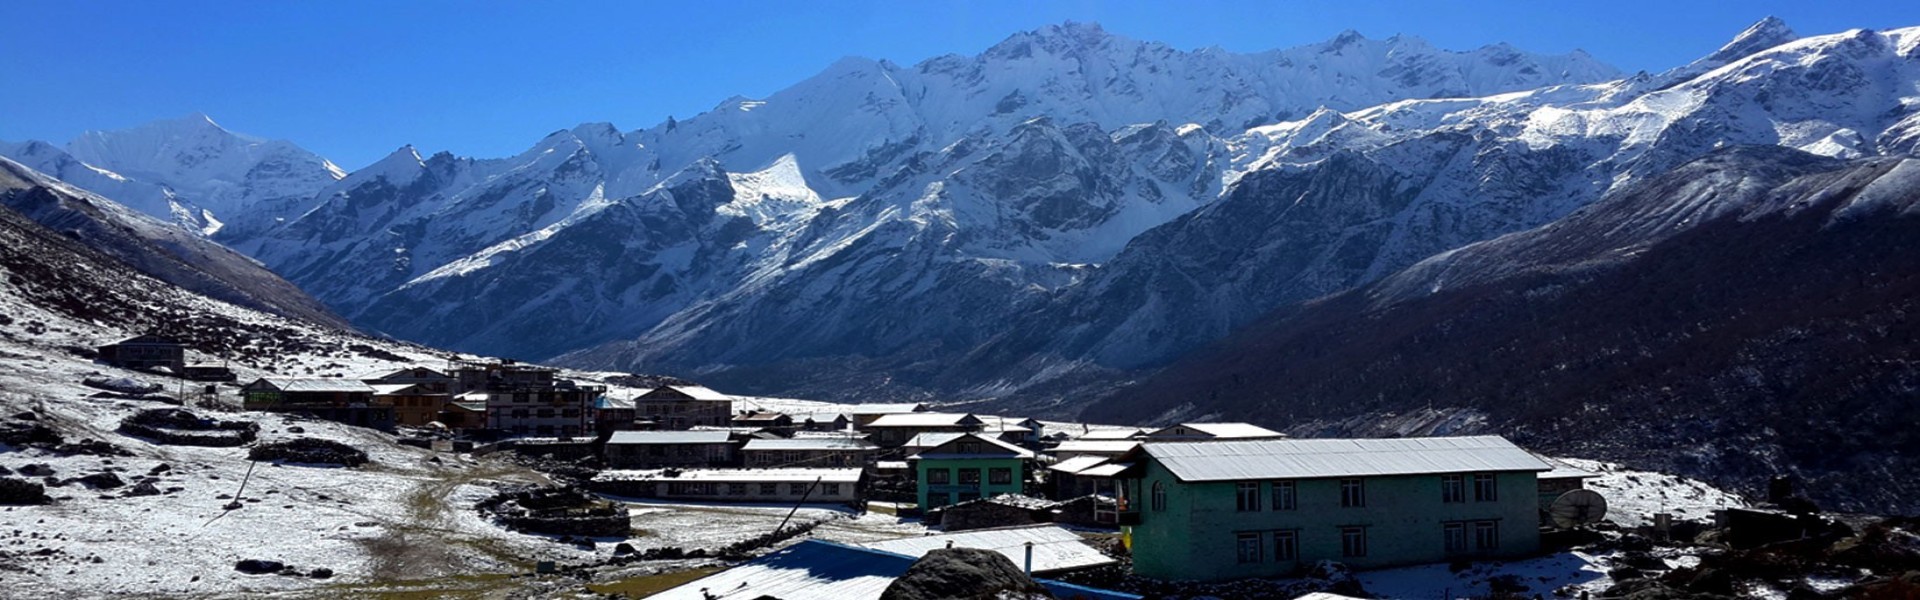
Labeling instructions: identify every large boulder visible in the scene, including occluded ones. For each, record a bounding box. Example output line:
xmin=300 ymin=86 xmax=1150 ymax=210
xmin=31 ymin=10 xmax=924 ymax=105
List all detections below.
xmin=0 ymin=477 xmax=49 ymax=505
xmin=879 ymin=547 xmax=1053 ymax=600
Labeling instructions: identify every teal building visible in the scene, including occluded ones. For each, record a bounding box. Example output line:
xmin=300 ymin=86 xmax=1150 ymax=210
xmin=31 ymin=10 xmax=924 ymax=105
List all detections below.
xmin=1119 ymin=435 xmax=1551 ymax=581
xmin=909 ymin=432 xmax=1034 ymax=509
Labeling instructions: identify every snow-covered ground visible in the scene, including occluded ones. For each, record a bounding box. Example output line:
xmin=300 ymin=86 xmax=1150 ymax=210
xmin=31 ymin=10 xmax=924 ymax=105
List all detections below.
xmin=1561 ymin=457 xmax=1750 ymax=527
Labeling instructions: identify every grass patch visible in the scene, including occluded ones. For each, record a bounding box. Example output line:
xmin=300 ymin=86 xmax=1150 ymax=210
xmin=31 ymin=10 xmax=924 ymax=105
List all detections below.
xmin=588 ymin=566 xmax=723 ymax=597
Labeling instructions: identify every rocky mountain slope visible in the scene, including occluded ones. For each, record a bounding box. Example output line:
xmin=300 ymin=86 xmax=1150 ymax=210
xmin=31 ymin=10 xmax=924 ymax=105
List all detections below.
xmin=1093 ymin=146 xmax=1920 ymax=514
xmin=0 ymin=157 xmax=350 ymax=329
xmin=198 ymin=23 xmax=1619 ymax=373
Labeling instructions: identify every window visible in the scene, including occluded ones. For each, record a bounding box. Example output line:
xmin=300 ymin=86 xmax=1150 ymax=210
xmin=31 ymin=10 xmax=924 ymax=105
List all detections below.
xmin=789 ymin=483 xmax=809 ymax=495
xmin=1151 ymin=481 xmax=1167 ymax=512
xmin=1236 ymin=482 xmax=1261 ymax=512
xmin=1340 ymin=478 xmax=1366 ymax=508
xmin=1441 ymin=474 xmax=1466 ymax=503
xmin=728 ymin=483 xmax=747 ymax=495
xmin=958 ymin=491 xmax=981 ymax=503
xmin=1473 ymin=473 xmax=1498 ymax=502
xmin=959 ymin=468 xmax=981 ymax=485
xmin=989 ymin=467 xmax=1013 ymax=485
xmin=1271 ymin=480 xmax=1297 ymax=511
xmin=928 ymin=492 xmax=950 ymax=508
xmin=1235 ymin=532 xmax=1263 ymax=564
xmin=959 ymin=442 xmax=980 ymax=454
xmin=1273 ymin=530 xmax=1299 ymax=561
xmin=1340 ymin=527 xmax=1368 ymax=558
xmin=823 ymin=483 xmax=841 ymax=495
xmin=928 ymin=469 xmax=951 ymax=485
xmin=1444 ymin=522 xmax=1468 ymax=554
xmin=1474 ymin=520 xmax=1499 ymax=551
xmin=760 ymin=483 xmax=778 ymax=495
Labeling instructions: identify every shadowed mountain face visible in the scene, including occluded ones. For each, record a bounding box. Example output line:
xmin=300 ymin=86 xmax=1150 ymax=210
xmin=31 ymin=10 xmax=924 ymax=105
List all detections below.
xmin=0 ymin=158 xmax=351 ymax=330
xmin=1094 ymin=147 xmax=1920 ymax=514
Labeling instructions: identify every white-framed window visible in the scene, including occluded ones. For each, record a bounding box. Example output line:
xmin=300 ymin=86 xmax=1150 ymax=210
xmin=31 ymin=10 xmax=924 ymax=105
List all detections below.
xmin=1271 ymin=480 xmax=1297 ymax=511
xmin=1273 ymin=529 xmax=1298 ymax=561
xmin=823 ymin=483 xmax=841 ymax=495
xmin=1441 ymin=474 xmax=1466 ymax=503
xmin=1340 ymin=526 xmax=1368 ymax=557
xmin=1236 ymin=482 xmax=1261 ymax=512
xmin=1474 ymin=520 xmax=1499 ymax=551
xmin=1473 ymin=473 xmax=1498 ymax=502
xmin=1151 ymin=481 xmax=1166 ymax=512
xmin=1235 ymin=532 xmax=1263 ymax=563
xmin=1444 ymin=522 xmax=1468 ymax=554
xmin=1340 ymin=478 xmax=1366 ymax=508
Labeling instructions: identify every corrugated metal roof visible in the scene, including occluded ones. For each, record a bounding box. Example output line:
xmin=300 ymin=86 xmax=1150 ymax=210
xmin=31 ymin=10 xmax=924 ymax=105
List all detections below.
xmin=1050 ymin=440 xmax=1142 ymax=455
xmin=860 ymin=525 xmax=1117 ymax=575
xmin=844 ymin=403 xmax=928 ymax=415
xmin=368 ymin=383 xmax=434 ymax=396
xmin=902 ymin=432 xmax=968 ymax=450
xmin=1076 ymin=463 xmax=1133 ymax=478
xmin=1147 ymin=436 xmax=1553 ymax=482
xmin=605 ymin=430 xmax=734 ymax=445
xmin=258 ymin=378 xmax=374 ymax=393
xmin=1537 ymin=455 xmax=1599 ymax=480
xmin=1075 ymin=429 xmax=1145 ymax=440
xmin=910 ymin=433 xmax=1034 ymax=460
xmin=594 ymin=468 xmax=864 ymax=484
xmin=866 ymin=412 xmax=979 ymax=428
xmin=1047 ymin=455 xmax=1111 ymax=474
xmin=742 ymin=438 xmax=878 ymax=451
xmin=1146 ymin=422 xmax=1285 ymax=439
xmin=640 ymin=385 xmax=733 ymax=401
xmin=649 ymin=540 xmax=1138 ymax=600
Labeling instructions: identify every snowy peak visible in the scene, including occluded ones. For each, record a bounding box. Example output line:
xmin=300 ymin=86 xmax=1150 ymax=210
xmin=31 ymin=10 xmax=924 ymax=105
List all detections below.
xmin=1710 ymin=16 xmax=1799 ymax=64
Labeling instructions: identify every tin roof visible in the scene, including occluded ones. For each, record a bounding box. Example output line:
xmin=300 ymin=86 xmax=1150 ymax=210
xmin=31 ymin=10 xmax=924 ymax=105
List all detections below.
xmin=253 ymin=378 xmax=374 ymax=393
xmin=743 ymin=438 xmax=878 ymax=452
xmin=866 ymin=412 xmax=981 ymax=428
xmin=1047 ymin=455 xmax=1111 ymax=474
xmin=605 ymin=430 xmax=734 ymax=445
xmin=1145 ymin=422 xmax=1285 ymax=439
xmin=1146 ymin=436 xmax=1552 ymax=482
xmin=910 ymin=433 xmax=1034 ymax=460
xmin=1074 ymin=428 xmax=1145 ymax=440
xmin=901 ymin=432 xmax=968 ymax=450
xmin=1049 ymin=440 xmax=1142 ymax=455
xmin=843 ymin=403 xmax=929 ymax=415
xmin=860 ymin=525 xmax=1117 ymax=575
xmin=639 ymin=385 xmax=733 ymax=401
xmin=594 ymin=467 xmax=864 ymax=484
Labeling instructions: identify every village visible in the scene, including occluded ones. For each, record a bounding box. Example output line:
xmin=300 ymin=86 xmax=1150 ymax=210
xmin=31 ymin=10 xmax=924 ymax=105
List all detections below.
xmin=55 ymin=333 xmax=1890 ymax=600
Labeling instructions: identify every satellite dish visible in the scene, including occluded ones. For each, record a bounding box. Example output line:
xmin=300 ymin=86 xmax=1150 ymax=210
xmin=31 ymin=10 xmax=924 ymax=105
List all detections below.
xmin=1548 ymin=489 xmax=1608 ymax=529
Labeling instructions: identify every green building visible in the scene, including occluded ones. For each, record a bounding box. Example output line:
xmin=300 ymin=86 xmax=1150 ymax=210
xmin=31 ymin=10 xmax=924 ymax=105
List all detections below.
xmin=909 ymin=432 xmax=1035 ymax=509
xmin=1118 ymin=435 xmax=1551 ymax=581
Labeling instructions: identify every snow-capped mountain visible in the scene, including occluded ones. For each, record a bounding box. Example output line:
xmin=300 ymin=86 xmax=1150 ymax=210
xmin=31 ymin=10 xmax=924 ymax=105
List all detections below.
xmin=0 ymin=113 xmax=344 ymax=236
xmin=1092 ymin=146 xmax=1920 ymax=515
xmin=0 ymin=156 xmax=349 ymax=329
xmin=220 ymin=23 xmax=1618 ymax=369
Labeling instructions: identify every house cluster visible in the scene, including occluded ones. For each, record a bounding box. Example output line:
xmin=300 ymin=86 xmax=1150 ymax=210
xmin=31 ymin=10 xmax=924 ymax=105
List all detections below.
xmin=95 ymin=334 xmax=234 ymax=381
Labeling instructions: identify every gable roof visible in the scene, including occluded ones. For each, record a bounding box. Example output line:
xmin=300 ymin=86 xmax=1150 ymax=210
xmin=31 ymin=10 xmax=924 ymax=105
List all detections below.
xmin=911 ymin=433 xmax=1034 ymax=460
xmin=638 ymin=385 xmax=732 ymax=401
xmin=860 ymin=525 xmax=1117 ymax=575
xmin=843 ymin=403 xmax=929 ymax=415
xmin=742 ymin=437 xmax=879 ymax=452
xmin=369 ymin=367 xmax=450 ymax=381
xmin=1047 ymin=455 xmax=1112 ymax=475
xmin=248 ymin=378 xmax=375 ymax=393
xmin=1145 ymin=422 xmax=1285 ymax=439
xmin=1074 ymin=428 xmax=1145 ymax=440
xmin=605 ymin=430 xmax=734 ymax=445
xmin=901 ymin=432 xmax=968 ymax=450
xmin=1146 ymin=435 xmax=1553 ymax=482
xmin=867 ymin=412 xmax=981 ymax=428
xmin=1049 ymin=440 xmax=1142 ymax=455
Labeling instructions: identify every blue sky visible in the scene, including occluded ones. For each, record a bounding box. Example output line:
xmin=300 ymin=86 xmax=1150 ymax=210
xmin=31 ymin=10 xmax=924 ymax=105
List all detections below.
xmin=4 ymin=1 xmax=1917 ymax=170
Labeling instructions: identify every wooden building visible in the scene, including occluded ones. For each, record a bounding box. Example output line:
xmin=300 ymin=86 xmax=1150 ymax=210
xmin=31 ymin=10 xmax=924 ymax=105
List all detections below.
xmin=634 ymin=385 xmax=734 ymax=430
xmin=864 ymin=413 xmax=984 ymax=448
xmin=603 ymin=430 xmax=741 ymax=469
xmin=741 ymin=437 xmax=878 ymax=468
xmin=96 ymin=334 xmax=185 ymax=372
xmin=241 ymin=377 xmax=393 ymax=430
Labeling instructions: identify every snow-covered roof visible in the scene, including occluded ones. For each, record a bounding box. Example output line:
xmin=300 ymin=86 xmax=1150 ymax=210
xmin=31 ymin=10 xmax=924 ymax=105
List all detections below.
xmin=1146 ymin=436 xmax=1553 ymax=482
xmin=902 ymin=432 xmax=968 ymax=450
xmin=742 ymin=438 xmax=878 ymax=452
xmin=1537 ymin=455 xmax=1599 ymax=480
xmin=369 ymin=383 xmax=438 ymax=396
xmin=866 ymin=412 xmax=980 ymax=428
xmin=593 ymin=468 xmax=863 ymax=484
xmin=859 ymin=525 xmax=1116 ymax=575
xmin=1074 ymin=428 xmax=1145 ymax=440
xmin=1048 ymin=455 xmax=1111 ymax=474
xmin=1050 ymin=440 xmax=1142 ymax=455
xmin=1145 ymin=422 xmax=1285 ymax=439
xmin=595 ymin=396 xmax=635 ymax=410
xmin=910 ymin=433 xmax=1034 ymax=460
xmin=1077 ymin=462 xmax=1133 ymax=478
xmin=251 ymin=378 xmax=374 ymax=393
xmin=648 ymin=539 xmax=1139 ymax=600
xmin=639 ymin=385 xmax=732 ymax=401
xmin=843 ymin=403 xmax=928 ymax=415
xmin=605 ymin=430 xmax=734 ymax=445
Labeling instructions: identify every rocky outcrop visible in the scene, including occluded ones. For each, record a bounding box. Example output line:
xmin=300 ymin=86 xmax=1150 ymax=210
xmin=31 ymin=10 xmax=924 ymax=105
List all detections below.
xmin=248 ymin=438 xmax=368 ymax=467
xmin=475 ymin=486 xmax=629 ymax=538
xmin=879 ymin=547 xmax=1053 ymax=600
xmin=118 ymin=408 xmax=258 ymax=447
